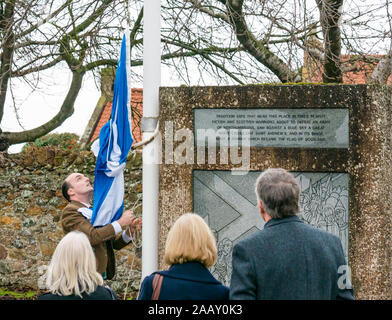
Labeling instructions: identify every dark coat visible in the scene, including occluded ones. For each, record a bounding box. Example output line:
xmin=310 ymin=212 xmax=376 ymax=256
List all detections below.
xmin=230 ymin=216 xmax=354 ymax=300
xmin=138 ymin=261 xmax=229 ymax=300
xmin=37 ymin=285 xmax=116 ymax=300
xmin=61 ymin=201 xmax=129 ymax=279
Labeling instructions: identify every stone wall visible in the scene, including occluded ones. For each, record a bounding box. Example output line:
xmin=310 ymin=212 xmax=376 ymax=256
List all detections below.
xmin=0 ymin=148 xmax=142 ymax=298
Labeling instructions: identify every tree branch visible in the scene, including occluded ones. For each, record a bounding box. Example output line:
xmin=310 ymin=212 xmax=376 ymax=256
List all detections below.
xmin=185 ymin=0 xmax=230 ymax=23
xmin=200 ymin=52 xmax=244 ymax=84
xmin=60 ymin=0 xmax=113 ymax=69
xmin=225 ymin=0 xmax=300 ymax=82
xmin=0 ymin=70 xmax=84 ymax=151
xmin=11 ymin=56 xmax=63 ymax=77
xmin=130 ymin=6 xmax=143 ymax=46
xmin=15 ymin=0 xmax=73 ymax=40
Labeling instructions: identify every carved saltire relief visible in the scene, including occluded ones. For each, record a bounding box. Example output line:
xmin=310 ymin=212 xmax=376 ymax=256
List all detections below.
xmin=194 ymin=170 xmax=349 ymax=286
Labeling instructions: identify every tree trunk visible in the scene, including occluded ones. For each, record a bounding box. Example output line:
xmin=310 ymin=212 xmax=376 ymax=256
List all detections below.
xmin=225 ymin=0 xmax=301 ymax=82
xmin=0 ymin=0 xmax=16 ymax=126
xmin=369 ymin=52 xmax=392 ymax=85
xmin=316 ymin=0 xmax=343 ymax=83
xmin=0 ymin=70 xmax=84 ymax=151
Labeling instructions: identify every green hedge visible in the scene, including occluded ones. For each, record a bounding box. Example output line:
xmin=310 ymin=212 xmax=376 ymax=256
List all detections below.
xmin=22 ymin=133 xmax=81 ymax=152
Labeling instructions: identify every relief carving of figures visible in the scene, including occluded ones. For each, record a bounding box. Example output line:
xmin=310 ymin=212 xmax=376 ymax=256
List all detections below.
xmin=298 ymin=174 xmax=349 ymax=257
xmin=210 ymin=238 xmax=233 ymax=285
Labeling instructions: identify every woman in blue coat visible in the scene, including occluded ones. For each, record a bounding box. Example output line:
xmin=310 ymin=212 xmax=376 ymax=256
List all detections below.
xmin=138 ymin=213 xmax=229 ymax=300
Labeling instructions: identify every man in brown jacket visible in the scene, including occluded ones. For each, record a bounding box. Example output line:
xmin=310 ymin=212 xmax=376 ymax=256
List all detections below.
xmin=61 ymin=172 xmax=141 ymax=280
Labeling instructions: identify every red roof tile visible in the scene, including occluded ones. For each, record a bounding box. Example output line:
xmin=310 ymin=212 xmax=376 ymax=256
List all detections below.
xmin=90 ymin=88 xmax=143 ymax=144
xmin=302 ymin=54 xmax=391 ymax=84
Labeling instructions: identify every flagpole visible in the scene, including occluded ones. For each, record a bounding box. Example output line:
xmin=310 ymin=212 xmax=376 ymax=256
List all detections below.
xmin=142 ymin=0 xmax=160 ymax=280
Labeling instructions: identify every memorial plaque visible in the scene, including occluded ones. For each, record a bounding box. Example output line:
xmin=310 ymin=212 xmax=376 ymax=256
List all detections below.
xmin=195 ymin=108 xmax=349 ymax=148
xmin=193 ymin=170 xmax=349 ymax=286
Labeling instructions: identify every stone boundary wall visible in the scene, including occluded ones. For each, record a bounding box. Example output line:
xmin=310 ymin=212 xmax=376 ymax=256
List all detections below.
xmin=0 ymin=148 xmax=142 ymax=298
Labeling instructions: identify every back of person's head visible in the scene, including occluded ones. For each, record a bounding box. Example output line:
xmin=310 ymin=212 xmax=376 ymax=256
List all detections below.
xmin=164 ymin=213 xmax=217 ymax=268
xmin=62 ymin=179 xmax=71 ymax=202
xmin=45 ymin=231 xmax=103 ymax=297
xmin=255 ymin=168 xmax=300 ymax=219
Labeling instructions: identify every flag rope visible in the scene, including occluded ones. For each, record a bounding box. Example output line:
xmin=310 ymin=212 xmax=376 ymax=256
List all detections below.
xmin=131 ymin=121 xmax=160 ymax=150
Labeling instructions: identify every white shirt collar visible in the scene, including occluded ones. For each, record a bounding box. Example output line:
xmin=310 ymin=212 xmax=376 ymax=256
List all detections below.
xmin=77 ymin=203 xmax=93 ymax=221
xmin=80 ymin=202 xmax=92 ymax=208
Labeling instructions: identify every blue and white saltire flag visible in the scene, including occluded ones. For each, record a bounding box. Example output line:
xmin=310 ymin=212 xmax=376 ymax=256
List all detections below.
xmin=90 ymin=29 xmax=134 ymax=227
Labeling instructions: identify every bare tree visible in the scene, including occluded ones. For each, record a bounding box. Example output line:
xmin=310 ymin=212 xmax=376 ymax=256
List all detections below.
xmin=163 ymin=0 xmax=392 ymax=84
xmin=0 ymin=0 xmax=251 ymax=151
xmin=1 ymin=0 xmax=391 ymax=151
xmin=0 ymin=0 xmax=121 ymax=150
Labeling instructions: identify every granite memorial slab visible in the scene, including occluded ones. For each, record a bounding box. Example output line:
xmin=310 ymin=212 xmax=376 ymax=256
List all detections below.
xmin=158 ymin=84 xmax=392 ymax=299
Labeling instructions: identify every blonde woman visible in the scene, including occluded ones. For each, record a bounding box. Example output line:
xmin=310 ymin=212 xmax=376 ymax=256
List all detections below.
xmin=38 ymin=231 xmax=116 ymax=300
xmin=138 ymin=213 xmax=229 ymax=300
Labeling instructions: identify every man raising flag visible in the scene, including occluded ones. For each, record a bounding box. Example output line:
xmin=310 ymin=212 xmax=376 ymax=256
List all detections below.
xmin=61 ymin=29 xmax=141 ymax=280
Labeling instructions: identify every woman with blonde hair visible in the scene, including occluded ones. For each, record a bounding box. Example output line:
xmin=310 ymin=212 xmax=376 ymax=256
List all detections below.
xmin=138 ymin=213 xmax=229 ymax=300
xmin=38 ymin=231 xmax=116 ymax=300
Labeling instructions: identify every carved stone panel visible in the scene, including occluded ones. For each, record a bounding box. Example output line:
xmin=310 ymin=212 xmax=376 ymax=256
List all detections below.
xmin=193 ymin=170 xmax=349 ymax=286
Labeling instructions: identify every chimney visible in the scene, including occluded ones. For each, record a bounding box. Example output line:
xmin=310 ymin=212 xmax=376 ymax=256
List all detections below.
xmin=79 ymin=68 xmax=115 ymax=148
xmin=100 ymin=67 xmax=115 ymax=99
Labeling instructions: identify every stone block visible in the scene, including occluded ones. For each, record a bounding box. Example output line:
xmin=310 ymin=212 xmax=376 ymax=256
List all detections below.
xmin=27 ymin=206 xmax=42 ymax=216
xmin=0 ymin=216 xmax=11 ymax=225
xmin=39 ymin=240 xmax=57 ymax=257
xmin=0 ymin=245 xmax=7 ymax=260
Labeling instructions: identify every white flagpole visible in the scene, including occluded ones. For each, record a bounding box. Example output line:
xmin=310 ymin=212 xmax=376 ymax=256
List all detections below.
xmin=142 ymin=0 xmax=160 ymax=279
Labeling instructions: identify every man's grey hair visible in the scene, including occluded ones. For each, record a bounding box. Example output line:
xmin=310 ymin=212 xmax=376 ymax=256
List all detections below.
xmin=255 ymin=168 xmax=301 ymax=219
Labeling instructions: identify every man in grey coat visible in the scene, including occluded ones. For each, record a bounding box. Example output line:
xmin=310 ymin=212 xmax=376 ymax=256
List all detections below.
xmin=230 ymin=168 xmax=354 ymax=300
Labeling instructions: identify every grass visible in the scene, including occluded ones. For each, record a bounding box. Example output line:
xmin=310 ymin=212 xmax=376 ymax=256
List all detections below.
xmin=0 ymin=287 xmax=138 ymax=300
xmin=0 ymin=288 xmax=38 ymax=300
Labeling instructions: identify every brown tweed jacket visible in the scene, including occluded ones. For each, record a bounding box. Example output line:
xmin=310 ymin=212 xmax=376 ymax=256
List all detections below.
xmin=61 ymin=201 xmax=129 ymax=279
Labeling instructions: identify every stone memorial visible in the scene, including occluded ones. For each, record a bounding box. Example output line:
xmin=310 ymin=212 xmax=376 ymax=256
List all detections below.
xmin=158 ymin=84 xmax=391 ymax=299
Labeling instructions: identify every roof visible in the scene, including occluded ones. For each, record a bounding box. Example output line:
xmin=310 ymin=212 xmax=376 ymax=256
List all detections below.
xmin=81 ymin=88 xmax=143 ymax=147
xmin=302 ymin=53 xmax=391 ymax=84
